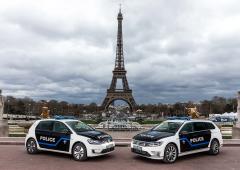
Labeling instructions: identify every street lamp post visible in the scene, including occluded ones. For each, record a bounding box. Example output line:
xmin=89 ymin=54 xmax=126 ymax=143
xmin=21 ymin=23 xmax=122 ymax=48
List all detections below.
xmin=7 ymin=99 xmax=10 ymax=120
xmin=67 ymin=104 xmax=70 ymax=115
xmin=53 ymin=108 xmax=56 ymax=116
xmin=28 ymin=103 xmax=31 ymax=120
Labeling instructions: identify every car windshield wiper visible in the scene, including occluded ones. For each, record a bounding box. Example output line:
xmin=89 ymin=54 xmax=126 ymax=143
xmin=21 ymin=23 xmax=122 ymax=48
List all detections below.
xmin=76 ymin=129 xmax=91 ymax=132
xmin=154 ymin=129 xmax=175 ymax=133
xmin=153 ymin=129 xmax=168 ymax=132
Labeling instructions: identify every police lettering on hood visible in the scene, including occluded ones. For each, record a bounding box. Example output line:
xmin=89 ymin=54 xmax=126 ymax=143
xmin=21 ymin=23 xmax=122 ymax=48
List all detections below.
xmin=133 ymin=130 xmax=174 ymax=142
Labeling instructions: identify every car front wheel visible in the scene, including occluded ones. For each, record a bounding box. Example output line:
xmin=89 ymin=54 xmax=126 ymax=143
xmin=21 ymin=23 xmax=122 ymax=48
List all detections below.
xmin=163 ymin=143 xmax=178 ymax=163
xmin=26 ymin=138 xmax=38 ymax=154
xmin=72 ymin=143 xmax=87 ymax=161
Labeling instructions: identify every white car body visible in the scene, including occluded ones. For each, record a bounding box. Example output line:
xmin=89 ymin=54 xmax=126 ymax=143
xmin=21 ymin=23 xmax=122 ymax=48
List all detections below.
xmin=25 ymin=119 xmax=115 ymax=158
xmin=131 ymin=119 xmax=223 ymax=160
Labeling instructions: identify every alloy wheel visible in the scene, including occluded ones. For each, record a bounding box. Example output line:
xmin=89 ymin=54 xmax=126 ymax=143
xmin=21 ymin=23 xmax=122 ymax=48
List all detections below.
xmin=26 ymin=139 xmax=37 ymax=154
xmin=212 ymin=141 xmax=219 ymax=154
xmin=72 ymin=143 xmax=87 ymax=161
xmin=164 ymin=144 xmax=178 ymax=163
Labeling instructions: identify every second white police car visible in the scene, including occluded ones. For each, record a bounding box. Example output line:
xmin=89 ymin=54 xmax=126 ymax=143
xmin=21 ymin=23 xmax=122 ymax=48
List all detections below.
xmin=131 ymin=119 xmax=223 ymax=163
xmin=25 ymin=119 xmax=115 ymax=161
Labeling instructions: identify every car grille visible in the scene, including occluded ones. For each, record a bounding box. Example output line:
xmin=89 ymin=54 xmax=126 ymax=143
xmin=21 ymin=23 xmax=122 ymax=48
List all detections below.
xmin=101 ymin=147 xmax=114 ymax=153
xmin=131 ymin=148 xmax=151 ymax=157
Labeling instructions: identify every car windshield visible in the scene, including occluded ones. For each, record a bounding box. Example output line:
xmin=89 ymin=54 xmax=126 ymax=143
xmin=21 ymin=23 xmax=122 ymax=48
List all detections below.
xmin=152 ymin=121 xmax=183 ymax=133
xmin=66 ymin=121 xmax=94 ymax=132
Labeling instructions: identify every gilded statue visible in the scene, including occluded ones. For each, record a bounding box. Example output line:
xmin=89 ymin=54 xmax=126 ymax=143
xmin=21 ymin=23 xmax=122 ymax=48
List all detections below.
xmin=185 ymin=107 xmax=200 ymax=119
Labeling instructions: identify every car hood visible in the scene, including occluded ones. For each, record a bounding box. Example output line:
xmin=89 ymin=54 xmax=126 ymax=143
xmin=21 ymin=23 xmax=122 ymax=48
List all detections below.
xmin=77 ymin=130 xmax=112 ymax=141
xmin=133 ymin=130 xmax=174 ymax=142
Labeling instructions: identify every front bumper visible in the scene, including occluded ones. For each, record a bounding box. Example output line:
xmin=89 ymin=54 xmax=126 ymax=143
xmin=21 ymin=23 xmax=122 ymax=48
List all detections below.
xmin=131 ymin=141 xmax=164 ymax=160
xmin=87 ymin=141 xmax=115 ymax=157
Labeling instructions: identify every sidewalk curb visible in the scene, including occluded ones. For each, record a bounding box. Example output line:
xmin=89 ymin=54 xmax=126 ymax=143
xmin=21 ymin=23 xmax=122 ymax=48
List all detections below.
xmin=0 ymin=141 xmax=24 ymax=145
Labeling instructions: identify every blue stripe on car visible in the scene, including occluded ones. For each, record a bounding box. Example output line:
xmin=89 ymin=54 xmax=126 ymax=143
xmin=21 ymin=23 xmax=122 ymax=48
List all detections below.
xmin=38 ymin=137 xmax=70 ymax=147
xmin=180 ymin=137 xmax=209 ymax=147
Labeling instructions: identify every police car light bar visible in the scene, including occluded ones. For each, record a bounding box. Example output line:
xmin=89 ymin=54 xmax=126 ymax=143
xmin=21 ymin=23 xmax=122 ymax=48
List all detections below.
xmin=167 ymin=116 xmax=191 ymax=120
xmin=53 ymin=115 xmax=77 ymax=120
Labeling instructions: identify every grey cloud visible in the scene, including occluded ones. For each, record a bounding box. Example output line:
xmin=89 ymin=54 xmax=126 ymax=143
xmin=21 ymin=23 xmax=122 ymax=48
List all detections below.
xmin=0 ymin=0 xmax=240 ymax=104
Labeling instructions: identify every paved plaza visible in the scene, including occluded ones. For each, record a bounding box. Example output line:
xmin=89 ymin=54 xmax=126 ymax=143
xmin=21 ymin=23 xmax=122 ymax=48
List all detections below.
xmin=0 ymin=146 xmax=239 ymax=170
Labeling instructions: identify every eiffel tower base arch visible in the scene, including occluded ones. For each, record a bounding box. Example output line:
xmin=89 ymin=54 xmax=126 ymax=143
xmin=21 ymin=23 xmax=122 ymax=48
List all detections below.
xmin=102 ymin=91 xmax=136 ymax=112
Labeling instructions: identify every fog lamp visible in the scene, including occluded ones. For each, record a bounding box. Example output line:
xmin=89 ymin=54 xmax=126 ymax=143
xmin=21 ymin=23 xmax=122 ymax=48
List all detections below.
xmin=92 ymin=149 xmax=102 ymax=153
xmin=151 ymin=151 xmax=161 ymax=157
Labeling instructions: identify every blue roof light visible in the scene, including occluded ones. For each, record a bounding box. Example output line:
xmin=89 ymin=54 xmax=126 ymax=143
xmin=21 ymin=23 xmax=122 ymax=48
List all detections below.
xmin=53 ymin=115 xmax=77 ymax=120
xmin=167 ymin=116 xmax=190 ymax=120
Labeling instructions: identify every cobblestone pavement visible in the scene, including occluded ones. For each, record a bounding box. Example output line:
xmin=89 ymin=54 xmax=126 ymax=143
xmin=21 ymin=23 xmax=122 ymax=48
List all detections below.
xmin=0 ymin=146 xmax=240 ymax=170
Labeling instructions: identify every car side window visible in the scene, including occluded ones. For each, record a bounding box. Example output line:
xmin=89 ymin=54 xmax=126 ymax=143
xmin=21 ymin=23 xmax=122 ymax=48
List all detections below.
xmin=205 ymin=122 xmax=215 ymax=130
xmin=193 ymin=122 xmax=207 ymax=131
xmin=180 ymin=123 xmax=193 ymax=133
xmin=36 ymin=121 xmax=54 ymax=131
xmin=53 ymin=121 xmax=70 ymax=133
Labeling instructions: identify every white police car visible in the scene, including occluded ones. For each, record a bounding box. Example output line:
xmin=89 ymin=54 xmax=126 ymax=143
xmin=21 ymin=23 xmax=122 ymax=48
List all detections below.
xmin=25 ymin=119 xmax=115 ymax=161
xmin=131 ymin=119 xmax=223 ymax=163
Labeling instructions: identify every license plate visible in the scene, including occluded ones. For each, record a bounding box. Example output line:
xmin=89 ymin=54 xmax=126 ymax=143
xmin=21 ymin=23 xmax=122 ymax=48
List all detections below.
xmin=133 ymin=145 xmax=142 ymax=151
xmin=106 ymin=144 xmax=114 ymax=149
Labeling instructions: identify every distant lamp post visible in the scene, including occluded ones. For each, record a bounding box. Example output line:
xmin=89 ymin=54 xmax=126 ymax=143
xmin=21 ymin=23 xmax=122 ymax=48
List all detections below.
xmin=67 ymin=104 xmax=70 ymax=114
xmin=209 ymin=103 xmax=212 ymax=115
xmin=53 ymin=108 xmax=57 ymax=116
xmin=28 ymin=103 xmax=31 ymax=120
xmin=7 ymin=99 xmax=10 ymax=120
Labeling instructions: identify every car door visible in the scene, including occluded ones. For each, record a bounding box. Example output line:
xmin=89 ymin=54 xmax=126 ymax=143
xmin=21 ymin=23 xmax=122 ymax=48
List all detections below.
xmin=51 ymin=121 xmax=72 ymax=152
xmin=191 ymin=122 xmax=211 ymax=149
xmin=35 ymin=120 xmax=54 ymax=149
xmin=179 ymin=122 xmax=194 ymax=152
xmin=179 ymin=122 xmax=211 ymax=153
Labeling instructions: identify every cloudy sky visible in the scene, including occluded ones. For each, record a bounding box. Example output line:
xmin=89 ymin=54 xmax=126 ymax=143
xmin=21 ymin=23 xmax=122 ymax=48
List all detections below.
xmin=0 ymin=0 xmax=240 ymax=104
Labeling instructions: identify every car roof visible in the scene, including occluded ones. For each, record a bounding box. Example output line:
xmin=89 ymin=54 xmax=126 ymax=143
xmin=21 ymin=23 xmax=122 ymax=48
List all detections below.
xmin=165 ymin=119 xmax=214 ymax=123
xmin=38 ymin=119 xmax=79 ymax=123
xmin=165 ymin=119 xmax=186 ymax=123
xmin=38 ymin=118 xmax=214 ymax=124
xmin=188 ymin=119 xmax=213 ymax=123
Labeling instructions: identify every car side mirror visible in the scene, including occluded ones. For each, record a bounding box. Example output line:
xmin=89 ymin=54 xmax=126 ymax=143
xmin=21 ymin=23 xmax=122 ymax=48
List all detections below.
xmin=179 ymin=131 xmax=188 ymax=135
xmin=150 ymin=125 xmax=158 ymax=131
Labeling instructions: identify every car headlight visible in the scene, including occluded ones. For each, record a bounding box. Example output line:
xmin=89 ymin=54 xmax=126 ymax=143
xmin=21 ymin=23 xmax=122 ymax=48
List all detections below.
xmin=145 ymin=141 xmax=163 ymax=147
xmin=132 ymin=140 xmax=137 ymax=145
xmin=87 ymin=139 xmax=102 ymax=145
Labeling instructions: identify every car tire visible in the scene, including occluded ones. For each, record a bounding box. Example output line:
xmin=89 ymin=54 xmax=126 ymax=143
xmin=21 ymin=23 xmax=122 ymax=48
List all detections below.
xmin=26 ymin=138 xmax=38 ymax=154
xmin=209 ymin=139 xmax=220 ymax=155
xmin=163 ymin=143 xmax=178 ymax=163
xmin=72 ymin=143 xmax=87 ymax=161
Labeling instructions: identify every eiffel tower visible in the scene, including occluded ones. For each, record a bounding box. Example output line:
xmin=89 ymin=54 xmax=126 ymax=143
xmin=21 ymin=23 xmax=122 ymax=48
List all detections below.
xmin=102 ymin=8 xmax=136 ymax=112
